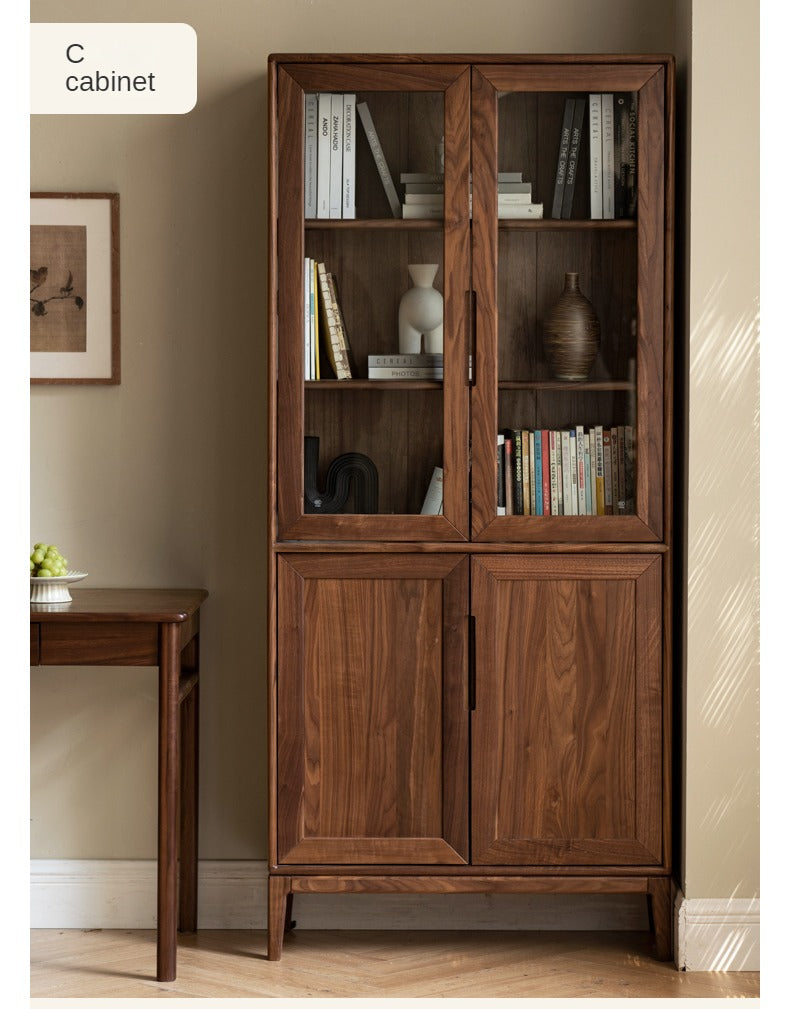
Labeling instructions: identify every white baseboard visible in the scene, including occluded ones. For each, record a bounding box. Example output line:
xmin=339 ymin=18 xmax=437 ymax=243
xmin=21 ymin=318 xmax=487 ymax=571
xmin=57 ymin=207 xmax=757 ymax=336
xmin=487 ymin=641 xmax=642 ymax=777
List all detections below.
xmin=31 ymin=859 xmax=649 ymax=932
xmin=675 ymin=891 xmax=760 ymax=971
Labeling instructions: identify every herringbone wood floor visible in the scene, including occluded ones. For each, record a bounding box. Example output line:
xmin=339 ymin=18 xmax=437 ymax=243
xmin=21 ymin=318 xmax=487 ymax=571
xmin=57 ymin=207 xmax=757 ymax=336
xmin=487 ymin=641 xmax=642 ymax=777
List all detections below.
xmin=30 ymin=928 xmax=759 ymax=998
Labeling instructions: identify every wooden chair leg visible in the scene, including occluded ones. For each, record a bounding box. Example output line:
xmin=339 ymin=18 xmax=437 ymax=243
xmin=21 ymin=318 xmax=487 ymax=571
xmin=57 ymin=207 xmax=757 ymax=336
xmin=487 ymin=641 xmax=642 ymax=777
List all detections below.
xmin=268 ymin=875 xmax=292 ymax=961
xmin=647 ymin=877 xmax=673 ymax=961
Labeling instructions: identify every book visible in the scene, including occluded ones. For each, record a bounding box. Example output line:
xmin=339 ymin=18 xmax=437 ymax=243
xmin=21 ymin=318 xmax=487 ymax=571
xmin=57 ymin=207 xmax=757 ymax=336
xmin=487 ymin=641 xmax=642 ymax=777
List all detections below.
xmin=521 ymin=430 xmax=531 ymax=516
xmin=584 ymin=433 xmax=593 ymax=515
xmin=561 ymin=430 xmax=572 ymax=515
xmin=504 ymin=437 xmax=514 ymax=514
xmin=528 ymin=431 xmax=537 ymax=516
xmin=569 ymin=430 xmax=579 ymax=516
xmin=497 ymin=434 xmax=506 ymax=515
xmin=614 ymin=93 xmax=628 ymax=219
xmin=304 ymin=257 xmax=312 ymax=380
xmin=342 ymin=93 xmax=356 ymax=218
xmin=316 ymin=92 xmax=332 ymax=218
xmin=541 ymin=430 xmax=551 ymax=515
xmin=610 ymin=426 xmax=620 ymax=513
xmin=400 ymin=172 xmax=444 ymax=184
xmin=533 ymin=431 xmax=543 ymax=515
xmin=402 ymin=204 xmax=443 ymax=219
xmin=594 ymin=425 xmax=605 ymax=514
xmin=549 ymin=430 xmax=559 ymax=516
xmin=575 ymin=424 xmax=586 ymax=515
xmin=497 ymin=182 xmax=532 ymax=194
xmin=602 ymin=428 xmax=613 ymax=514
xmin=551 ymin=97 xmax=575 ymax=219
xmin=356 ymin=101 xmax=401 ymax=218
xmin=561 ymin=97 xmax=585 ymax=219
xmin=329 ymin=93 xmax=343 ymax=219
xmin=368 ymin=367 xmax=442 ymax=379
xmin=304 ymin=93 xmax=318 ymax=219
xmin=312 ymin=259 xmax=320 ymax=379
xmin=404 ymin=193 xmax=444 ymax=204
xmin=512 ymin=430 xmax=524 ymax=515
xmin=420 ymin=466 xmax=443 ymax=515
xmin=616 ymin=424 xmax=627 ymax=514
xmin=368 ymin=353 xmax=443 ymax=368
xmin=404 ymin=182 xmax=445 ymax=194
xmin=624 ymin=425 xmax=635 ymax=513
xmin=317 ymin=263 xmax=351 ymax=380
xmin=497 ymin=192 xmax=533 ymax=205
xmin=326 ymin=272 xmax=353 ymax=378
xmin=589 ymin=93 xmax=603 ymax=219
xmin=497 ymin=202 xmax=544 ymax=219
xmin=601 ymin=93 xmax=615 ymax=220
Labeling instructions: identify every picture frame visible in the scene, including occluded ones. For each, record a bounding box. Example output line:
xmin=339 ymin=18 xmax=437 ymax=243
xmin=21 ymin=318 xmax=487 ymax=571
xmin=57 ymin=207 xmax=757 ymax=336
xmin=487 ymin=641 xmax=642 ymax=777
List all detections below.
xmin=30 ymin=192 xmax=120 ymax=384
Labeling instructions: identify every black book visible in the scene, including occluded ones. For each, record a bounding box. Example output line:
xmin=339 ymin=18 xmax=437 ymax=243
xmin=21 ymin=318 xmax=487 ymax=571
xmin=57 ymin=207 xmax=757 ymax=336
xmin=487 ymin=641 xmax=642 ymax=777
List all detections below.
xmin=561 ymin=98 xmax=586 ymax=219
xmin=623 ymin=92 xmax=638 ymax=218
xmin=551 ymin=98 xmax=575 ymax=219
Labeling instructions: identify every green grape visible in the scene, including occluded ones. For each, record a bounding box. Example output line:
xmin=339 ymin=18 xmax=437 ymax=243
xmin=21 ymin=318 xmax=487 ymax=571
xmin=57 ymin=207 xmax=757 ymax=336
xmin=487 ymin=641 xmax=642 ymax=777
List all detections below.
xmin=32 ymin=549 xmax=45 ymax=565
xmin=35 ymin=569 xmax=53 ymax=578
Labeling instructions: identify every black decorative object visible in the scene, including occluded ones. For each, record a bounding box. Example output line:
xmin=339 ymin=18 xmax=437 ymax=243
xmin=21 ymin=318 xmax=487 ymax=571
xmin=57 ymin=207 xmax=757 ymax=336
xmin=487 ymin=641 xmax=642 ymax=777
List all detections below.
xmin=304 ymin=436 xmax=378 ymax=514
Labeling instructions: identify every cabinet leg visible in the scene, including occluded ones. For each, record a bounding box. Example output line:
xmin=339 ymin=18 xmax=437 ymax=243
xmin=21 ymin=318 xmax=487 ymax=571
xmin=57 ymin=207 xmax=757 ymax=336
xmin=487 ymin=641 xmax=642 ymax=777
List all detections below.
xmin=268 ymin=875 xmax=292 ymax=961
xmin=157 ymin=624 xmax=180 ymax=983
xmin=179 ymin=675 xmax=199 ymax=933
xmin=647 ymin=877 xmax=673 ymax=961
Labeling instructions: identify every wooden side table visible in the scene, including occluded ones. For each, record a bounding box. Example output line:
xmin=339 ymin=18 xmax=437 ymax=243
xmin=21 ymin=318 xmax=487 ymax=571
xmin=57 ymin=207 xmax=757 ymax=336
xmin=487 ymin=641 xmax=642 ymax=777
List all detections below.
xmin=30 ymin=588 xmax=208 ymax=982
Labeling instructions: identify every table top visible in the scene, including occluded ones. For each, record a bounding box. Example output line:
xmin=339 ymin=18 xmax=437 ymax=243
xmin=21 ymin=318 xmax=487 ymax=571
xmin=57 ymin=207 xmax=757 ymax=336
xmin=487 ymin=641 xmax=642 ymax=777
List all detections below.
xmin=30 ymin=588 xmax=208 ymax=623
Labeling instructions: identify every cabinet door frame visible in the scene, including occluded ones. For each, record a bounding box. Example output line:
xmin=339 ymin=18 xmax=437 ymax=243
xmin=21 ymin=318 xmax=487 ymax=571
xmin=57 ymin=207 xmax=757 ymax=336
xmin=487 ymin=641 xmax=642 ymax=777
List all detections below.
xmin=470 ymin=63 xmax=670 ymax=543
xmin=272 ymin=63 xmax=471 ymax=542
xmin=276 ymin=552 xmax=469 ymax=865
xmin=471 ymin=553 xmax=665 ymax=866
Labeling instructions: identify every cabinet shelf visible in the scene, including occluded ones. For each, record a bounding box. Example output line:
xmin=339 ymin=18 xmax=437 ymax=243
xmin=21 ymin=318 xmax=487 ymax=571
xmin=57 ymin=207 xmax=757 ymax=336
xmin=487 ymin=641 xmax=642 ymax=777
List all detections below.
xmin=305 ymin=218 xmax=443 ymax=231
xmin=498 ymin=380 xmax=634 ymax=391
xmin=497 ymin=218 xmax=637 ymax=231
xmin=305 ymin=379 xmax=443 ymax=390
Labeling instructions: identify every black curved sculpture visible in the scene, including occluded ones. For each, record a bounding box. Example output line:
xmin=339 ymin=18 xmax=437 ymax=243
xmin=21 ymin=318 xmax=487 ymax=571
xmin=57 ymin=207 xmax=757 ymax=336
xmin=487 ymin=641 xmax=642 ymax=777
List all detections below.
xmin=304 ymin=435 xmax=378 ymax=514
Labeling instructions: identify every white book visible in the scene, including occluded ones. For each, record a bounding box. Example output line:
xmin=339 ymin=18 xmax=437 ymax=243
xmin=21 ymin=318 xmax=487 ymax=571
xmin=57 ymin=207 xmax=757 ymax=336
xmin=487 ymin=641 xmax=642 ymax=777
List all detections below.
xmin=561 ymin=431 xmax=572 ymax=516
xmin=402 ymin=203 xmax=443 ymax=219
xmin=528 ymin=432 xmax=537 ymax=517
xmin=357 ymin=101 xmax=401 ymax=218
xmin=569 ymin=430 xmax=579 ymax=516
xmin=304 ymin=93 xmax=318 ymax=219
xmin=497 ymin=202 xmax=544 ymax=219
xmin=368 ymin=367 xmax=443 ymax=379
xmin=404 ymin=193 xmax=444 ymax=204
xmin=601 ymin=92 xmax=615 ymax=220
xmin=329 ymin=93 xmax=343 ymax=219
xmin=497 ymin=192 xmax=533 ymax=205
xmin=420 ymin=467 xmax=444 ymax=515
xmin=310 ymin=259 xmax=318 ymax=380
xmin=404 ymin=182 xmax=445 ymax=194
xmin=589 ymin=93 xmax=603 ymax=219
xmin=584 ymin=433 xmax=593 ymax=515
xmin=368 ymin=353 xmax=443 ymax=367
xmin=497 ymin=433 xmax=506 ymax=515
xmin=497 ymin=182 xmax=532 ymax=193
xmin=304 ymin=257 xmax=312 ymax=380
xmin=576 ymin=425 xmax=587 ymax=515
xmin=342 ymin=93 xmax=356 ymax=219
xmin=316 ymin=93 xmax=332 ymax=218
xmin=550 ymin=431 xmax=560 ymax=516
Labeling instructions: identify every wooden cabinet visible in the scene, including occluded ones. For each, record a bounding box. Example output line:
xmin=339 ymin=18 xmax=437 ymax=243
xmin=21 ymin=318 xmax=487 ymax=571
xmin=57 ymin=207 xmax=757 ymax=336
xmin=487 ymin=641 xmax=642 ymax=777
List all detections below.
xmin=268 ymin=54 xmax=674 ymax=963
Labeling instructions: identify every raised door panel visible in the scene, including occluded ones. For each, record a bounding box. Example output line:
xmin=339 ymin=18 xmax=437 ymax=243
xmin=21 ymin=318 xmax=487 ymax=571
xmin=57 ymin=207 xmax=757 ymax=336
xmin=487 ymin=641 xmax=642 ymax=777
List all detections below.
xmin=471 ymin=554 xmax=663 ymax=865
xmin=277 ymin=553 xmax=468 ymax=865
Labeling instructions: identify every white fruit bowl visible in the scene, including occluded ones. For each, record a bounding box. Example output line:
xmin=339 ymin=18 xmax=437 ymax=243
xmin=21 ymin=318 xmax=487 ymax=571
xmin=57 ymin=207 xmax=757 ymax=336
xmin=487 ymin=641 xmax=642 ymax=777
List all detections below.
xmin=30 ymin=571 xmax=88 ymax=604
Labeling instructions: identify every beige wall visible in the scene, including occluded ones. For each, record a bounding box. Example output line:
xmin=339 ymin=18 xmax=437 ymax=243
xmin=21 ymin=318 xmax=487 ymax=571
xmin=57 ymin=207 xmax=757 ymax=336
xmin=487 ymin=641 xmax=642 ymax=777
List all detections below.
xmin=31 ymin=0 xmax=758 ymax=901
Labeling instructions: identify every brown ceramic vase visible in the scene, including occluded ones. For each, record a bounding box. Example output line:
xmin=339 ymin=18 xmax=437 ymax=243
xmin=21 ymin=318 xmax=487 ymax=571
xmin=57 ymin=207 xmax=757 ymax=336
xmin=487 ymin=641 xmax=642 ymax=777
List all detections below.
xmin=542 ymin=272 xmax=601 ymax=381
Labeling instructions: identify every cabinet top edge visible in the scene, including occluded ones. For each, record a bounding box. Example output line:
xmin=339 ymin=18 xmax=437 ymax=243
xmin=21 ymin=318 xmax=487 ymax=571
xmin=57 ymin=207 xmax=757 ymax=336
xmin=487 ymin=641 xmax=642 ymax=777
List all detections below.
xmin=268 ymin=53 xmax=676 ymax=67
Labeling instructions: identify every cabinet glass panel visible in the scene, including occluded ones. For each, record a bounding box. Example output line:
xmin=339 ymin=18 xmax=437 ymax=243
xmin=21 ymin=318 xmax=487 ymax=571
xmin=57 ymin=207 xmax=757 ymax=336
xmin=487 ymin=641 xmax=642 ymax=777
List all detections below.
xmin=495 ymin=90 xmax=639 ymax=521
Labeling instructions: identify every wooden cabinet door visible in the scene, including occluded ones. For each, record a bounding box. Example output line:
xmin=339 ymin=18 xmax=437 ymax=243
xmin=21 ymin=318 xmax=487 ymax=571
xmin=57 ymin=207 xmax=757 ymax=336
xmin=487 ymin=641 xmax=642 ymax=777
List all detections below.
xmin=471 ymin=554 xmax=664 ymax=866
xmin=277 ymin=553 xmax=469 ymax=865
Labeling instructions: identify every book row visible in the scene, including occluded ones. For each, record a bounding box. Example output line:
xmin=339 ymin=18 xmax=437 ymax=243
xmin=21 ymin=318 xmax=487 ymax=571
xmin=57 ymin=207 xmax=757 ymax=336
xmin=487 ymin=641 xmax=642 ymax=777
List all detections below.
xmin=304 ymin=93 xmax=357 ymax=219
xmin=401 ymin=172 xmax=543 ymax=220
xmin=304 ymin=258 xmax=353 ymax=379
xmin=551 ymin=92 xmax=638 ymax=220
xmin=497 ymin=426 xmax=635 ymax=516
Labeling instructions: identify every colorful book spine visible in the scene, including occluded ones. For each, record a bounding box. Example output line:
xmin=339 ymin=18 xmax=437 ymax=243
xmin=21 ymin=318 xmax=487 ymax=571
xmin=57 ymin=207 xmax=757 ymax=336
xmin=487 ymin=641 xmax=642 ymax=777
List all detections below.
xmin=624 ymin=425 xmax=635 ymax=513
xmin=304 ymin=93 xmax=318 ymax=219
xmin=534 ymin=431 xmax=543 ymax=516
xmin=513 ymin=430 xmax=524 ymax=515
xmin=610 ymin=427 xmax=620 ymax=514
xmin=521 ymin=430 xmax=531 ymax=516
xmin=342 ymin=93 xmax=356 ymax=219
xmin=594 ymin=425 xmax=605 ymax=514
xmin=617 ymin=424 xmax=627 ymax=514
xmin=569 ymin=430 xmax=579 ymax=516
xmin=549 ymin=430 xmax=559 ymax=516
xmin=603 ymin=428 xmax=613 ymax=514
xmin=528 ymin=432 xmax=537 ymax=516
xmin=561 ymin=430 xmax=572 ymax=515
xmin=583 ymin=433 xmax=593 ymax=515
xmin=589 ymin=93 xmax=603 ymax=220
xmin=575 ymin=424 xmax=586 ymax=515
xmin=541 ymin=430 xmax=551 ymax=515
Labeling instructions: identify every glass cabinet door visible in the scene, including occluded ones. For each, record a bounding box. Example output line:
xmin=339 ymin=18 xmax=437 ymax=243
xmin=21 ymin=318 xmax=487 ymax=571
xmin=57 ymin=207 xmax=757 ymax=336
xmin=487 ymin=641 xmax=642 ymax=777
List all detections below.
xmin=274 ymin=62 xmax=470 ymax=541
xmin=470 ymin=63 xmax=668 ymax=542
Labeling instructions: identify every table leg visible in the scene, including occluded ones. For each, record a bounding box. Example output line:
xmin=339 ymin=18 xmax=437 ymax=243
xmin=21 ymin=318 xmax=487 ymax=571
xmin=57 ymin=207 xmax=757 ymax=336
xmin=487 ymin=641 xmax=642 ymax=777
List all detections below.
xmin=158 ymin=622 xmax=181 ymax=982
xmin=179 ymin=634 xmax=199 ymax=932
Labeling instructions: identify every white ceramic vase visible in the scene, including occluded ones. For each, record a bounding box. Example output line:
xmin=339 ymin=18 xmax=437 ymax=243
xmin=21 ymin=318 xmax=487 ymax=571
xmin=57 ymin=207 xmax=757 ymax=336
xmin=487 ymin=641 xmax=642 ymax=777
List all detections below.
xmin=398 ymin=264 xmax=443 ymax=354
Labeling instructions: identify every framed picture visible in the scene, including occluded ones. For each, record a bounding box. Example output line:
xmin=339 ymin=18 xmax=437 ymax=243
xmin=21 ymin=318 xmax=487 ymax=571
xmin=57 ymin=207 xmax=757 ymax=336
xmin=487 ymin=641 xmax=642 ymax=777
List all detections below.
xmin=30 ymin=192 xmax=120 ymax=384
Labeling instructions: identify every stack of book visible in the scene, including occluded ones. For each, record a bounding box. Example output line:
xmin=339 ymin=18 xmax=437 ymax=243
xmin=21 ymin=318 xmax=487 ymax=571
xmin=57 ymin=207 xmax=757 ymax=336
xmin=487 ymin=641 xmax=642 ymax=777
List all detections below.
xmin=367 ymin=353 xmax=443 ymax=380
xmin=304 ymin=258 xmax=352 ymax=379
xmin=496 ymin=425 xmax=635 ymax=516
xmin=304 ymin=93 xmax=356 ymax=219
xmin=400 ymin=171 xmax=542 ymax=219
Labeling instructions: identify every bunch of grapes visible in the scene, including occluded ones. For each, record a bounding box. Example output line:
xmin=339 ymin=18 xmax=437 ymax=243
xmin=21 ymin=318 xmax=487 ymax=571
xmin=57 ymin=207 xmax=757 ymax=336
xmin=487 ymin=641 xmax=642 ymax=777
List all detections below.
xmin=30 ymin=543 xmax=69 ymax=578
